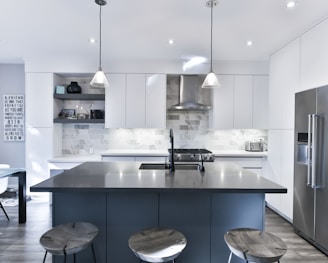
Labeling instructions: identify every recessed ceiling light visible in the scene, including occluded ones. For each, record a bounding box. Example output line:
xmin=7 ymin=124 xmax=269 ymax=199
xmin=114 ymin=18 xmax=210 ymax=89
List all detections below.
xmin=89 ymin=38 xmax=97 ymax=44
xmin=286 ymin=0 xmax=296 ymax=8
xmin=168 ymin=39 xmax=175 ymax=45
xmin=246 ymin=40 xmax=253 ymax=47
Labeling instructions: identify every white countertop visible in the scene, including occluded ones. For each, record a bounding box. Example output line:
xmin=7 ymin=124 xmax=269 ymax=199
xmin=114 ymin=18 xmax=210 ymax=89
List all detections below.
xmin=49 ymin=149 xmax=267 ymax=163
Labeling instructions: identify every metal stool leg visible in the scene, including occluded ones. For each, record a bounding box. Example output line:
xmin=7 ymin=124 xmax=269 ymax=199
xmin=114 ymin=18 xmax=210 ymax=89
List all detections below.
xmin=73 ymin=253 xmax=76 ymax=263
xmin=0 ymin=202 xmax=10 ymax=220
xmin=228 ymin=252 xmax=232 ymax=263
xmin=91 ymin=243 xmax=97 ymax=263
xmin=42 ymin=251 xmax=47 ymax=263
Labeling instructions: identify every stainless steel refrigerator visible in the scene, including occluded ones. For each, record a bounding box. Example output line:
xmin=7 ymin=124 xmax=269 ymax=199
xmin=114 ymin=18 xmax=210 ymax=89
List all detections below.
xmin=294 ymin=86 xmax=328 ymax=254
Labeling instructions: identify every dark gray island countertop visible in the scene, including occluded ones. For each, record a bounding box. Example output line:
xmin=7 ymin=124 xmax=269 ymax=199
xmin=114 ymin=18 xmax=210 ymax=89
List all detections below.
xmin=30 ymin=161 xmax=286 ymax=194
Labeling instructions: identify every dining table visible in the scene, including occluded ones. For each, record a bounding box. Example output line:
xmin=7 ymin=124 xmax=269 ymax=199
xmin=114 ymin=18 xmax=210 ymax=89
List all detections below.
xmin=0 ymin=168 xmax=26 ymax=223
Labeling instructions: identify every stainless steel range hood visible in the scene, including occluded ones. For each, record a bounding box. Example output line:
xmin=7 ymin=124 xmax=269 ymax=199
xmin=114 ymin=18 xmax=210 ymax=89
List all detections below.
xmin=169 ymin=75 xmax=211 ymax=111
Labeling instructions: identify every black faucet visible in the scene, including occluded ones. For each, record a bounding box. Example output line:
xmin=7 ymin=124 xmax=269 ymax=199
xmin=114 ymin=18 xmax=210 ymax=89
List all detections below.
xmin=169 ymin=128 xmax=175 ymax=172
xmin=200 ymin=154 xmax=205 ymax=172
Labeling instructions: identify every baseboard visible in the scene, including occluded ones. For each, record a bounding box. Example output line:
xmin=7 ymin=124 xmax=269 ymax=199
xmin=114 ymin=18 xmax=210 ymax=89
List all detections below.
xmin=265 ymin=202 xmax=293 ymax=224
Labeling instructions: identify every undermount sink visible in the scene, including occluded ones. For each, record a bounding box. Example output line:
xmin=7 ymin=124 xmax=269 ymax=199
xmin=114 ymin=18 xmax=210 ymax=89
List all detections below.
xmin=139 ymin=163 xmax=202 ymax=171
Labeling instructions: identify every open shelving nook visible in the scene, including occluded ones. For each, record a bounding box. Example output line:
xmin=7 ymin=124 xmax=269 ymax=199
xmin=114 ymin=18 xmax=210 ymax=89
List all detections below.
xmin=53 ymin=74 xmax=105 ymax=124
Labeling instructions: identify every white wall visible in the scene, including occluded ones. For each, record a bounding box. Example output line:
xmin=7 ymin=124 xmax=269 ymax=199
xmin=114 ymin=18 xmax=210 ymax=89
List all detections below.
xmin=0 ymin=64 xmax=25 ymax=188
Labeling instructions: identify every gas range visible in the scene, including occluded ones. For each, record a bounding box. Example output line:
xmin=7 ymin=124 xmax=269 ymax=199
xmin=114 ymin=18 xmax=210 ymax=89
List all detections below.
xmin=168 ymin=148 xmax=215 ymax=162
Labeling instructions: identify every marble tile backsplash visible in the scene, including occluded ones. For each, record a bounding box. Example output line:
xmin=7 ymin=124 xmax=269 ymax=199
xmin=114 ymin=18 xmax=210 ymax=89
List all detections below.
xmin=61 ymin=125 xmax=267 ymax=155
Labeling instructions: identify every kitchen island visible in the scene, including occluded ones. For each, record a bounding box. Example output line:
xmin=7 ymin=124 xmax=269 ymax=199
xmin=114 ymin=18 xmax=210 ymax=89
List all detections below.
xmin=31 ymin=161 xmax=286 ymax=263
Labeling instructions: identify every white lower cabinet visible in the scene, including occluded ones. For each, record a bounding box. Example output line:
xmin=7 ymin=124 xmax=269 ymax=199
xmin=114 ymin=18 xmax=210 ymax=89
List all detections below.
xmin=48 ymin=162 xmax=82 ymax=177
xmin=102 ymin=156 xmax=135 ymax=162
xmin=215 ymin=157 xmax=264 ymax=176
xmin=135 ymin=157 xmax=166 ymax=163
xmin=102 ymin=156 xmax=166 ymax=162
xmin=264 ymin=130 xmax=294 ymax=221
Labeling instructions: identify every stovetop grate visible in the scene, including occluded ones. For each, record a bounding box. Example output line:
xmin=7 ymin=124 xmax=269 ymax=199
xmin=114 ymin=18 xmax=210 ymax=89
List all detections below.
xmin=168 ymin=149 xmax=212 ymax=154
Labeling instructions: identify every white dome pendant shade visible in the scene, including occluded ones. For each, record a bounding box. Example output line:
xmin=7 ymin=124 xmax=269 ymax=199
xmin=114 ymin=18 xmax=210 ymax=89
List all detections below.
xmin=202 ymin=0 xmax=221 ymax=89
xmin=90 ymin=67 xmax=109 ymax=88
xmin=90 ymin=0 xmax=109 ymax=88
xmin=202 ymin=71 xmax=220 ymax=88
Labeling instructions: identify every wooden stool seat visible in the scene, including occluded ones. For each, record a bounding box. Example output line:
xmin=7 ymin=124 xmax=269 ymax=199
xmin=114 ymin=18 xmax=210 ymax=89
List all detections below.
xmin=128 ymin=228 xmax=187 ymax=263
xmin=224 ymin=228 xmax=287 ymax=263
xmin=40 ymin=222 xmax=98 ymax=263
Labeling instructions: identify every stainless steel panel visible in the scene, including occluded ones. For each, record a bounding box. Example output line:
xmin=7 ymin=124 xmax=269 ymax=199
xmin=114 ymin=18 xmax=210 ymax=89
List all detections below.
xmin=314 ymin=85 xmax=328 ymax=249
xmin=294 ymin=88 xmax=316 ymax=240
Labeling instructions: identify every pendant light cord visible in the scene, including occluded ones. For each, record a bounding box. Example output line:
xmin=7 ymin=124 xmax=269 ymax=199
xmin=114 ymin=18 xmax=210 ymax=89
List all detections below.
xmin=210 ymin=0 xmax=214 ymax=72
xmin=99 ymin=4 xmax=102 ymax=69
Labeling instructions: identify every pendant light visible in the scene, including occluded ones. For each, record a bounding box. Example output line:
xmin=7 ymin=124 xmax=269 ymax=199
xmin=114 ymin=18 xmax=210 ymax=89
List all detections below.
xmin=202 ymin=0 xmax=221 ymax=89
xmin=90 ymin=0 xmax=109 ymax=88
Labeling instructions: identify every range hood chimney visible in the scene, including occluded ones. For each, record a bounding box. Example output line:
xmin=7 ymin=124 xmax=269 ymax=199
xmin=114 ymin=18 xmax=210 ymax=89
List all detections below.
xmin=169 ymin=75 xmax=211 ymax=111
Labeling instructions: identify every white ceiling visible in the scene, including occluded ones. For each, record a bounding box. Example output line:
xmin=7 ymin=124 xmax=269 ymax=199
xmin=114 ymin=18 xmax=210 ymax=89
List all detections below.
xmin=1 ymin=0 xmax=328 ymax=64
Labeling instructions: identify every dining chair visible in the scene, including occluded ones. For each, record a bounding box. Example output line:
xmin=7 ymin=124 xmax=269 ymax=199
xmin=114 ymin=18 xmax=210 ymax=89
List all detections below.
xmin=0 ymin=164 xmax=10 ymax=220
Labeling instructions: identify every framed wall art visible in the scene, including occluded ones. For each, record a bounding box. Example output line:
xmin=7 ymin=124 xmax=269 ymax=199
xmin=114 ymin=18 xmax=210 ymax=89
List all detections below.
xmin=3 ymin=94 xmax=25 ymax=141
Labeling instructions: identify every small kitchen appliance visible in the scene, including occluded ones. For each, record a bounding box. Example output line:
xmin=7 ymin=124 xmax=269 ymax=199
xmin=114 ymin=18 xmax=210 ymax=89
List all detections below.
xmin=66 ymin=81 xmax=82 ymax=94
xmin=245 ymin=141 xmax=264 ymax=152
xmin=90 ymin=109 xmax=105 ymax=119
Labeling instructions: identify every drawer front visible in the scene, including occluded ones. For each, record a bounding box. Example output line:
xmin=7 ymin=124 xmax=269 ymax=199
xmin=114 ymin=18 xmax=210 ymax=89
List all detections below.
xmin=215 ymin=157 xmax=263 ymax=168
xmin=102 ymin=156 xmax=135 ymax=162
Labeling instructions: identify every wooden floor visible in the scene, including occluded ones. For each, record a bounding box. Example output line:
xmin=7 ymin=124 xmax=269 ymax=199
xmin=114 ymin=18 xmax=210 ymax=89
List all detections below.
xmin=0 ymin=197 xmax=328 ymax=262
xmin=265 ymin=208 xmax=328 ymax=263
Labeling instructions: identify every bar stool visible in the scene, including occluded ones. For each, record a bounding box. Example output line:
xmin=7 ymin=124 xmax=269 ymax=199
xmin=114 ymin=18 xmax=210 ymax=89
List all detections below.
xmin=128 ymin=227 xmax=187 ymax=263
xmin=224 ymin=228 xmax=287 ymax=263
xmin=40 ymin=222 xmax=98 ymax=263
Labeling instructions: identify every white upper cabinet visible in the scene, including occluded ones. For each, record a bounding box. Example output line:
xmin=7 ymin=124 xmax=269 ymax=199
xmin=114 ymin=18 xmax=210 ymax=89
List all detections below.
xmin=253 ymin=76 xmax=269 ymax=129
xmin=105 ymin=74 xmax=126 ymax=128
xmin=234 ymin=75 xmax=253 ymax=129
xmin=126 ymin=74 xmax=146 ymax=128
xmin=210 ymin=75 xmax=234 ymax=129
xmin=269 ymin=39 xmax=300 ymax=130
xmin=106 ymin=73 xmax=166 ymax=129
xmin=145 ymin=74 xmax=167 ymax=128
xmin=25 ymin=73 xmax=54 ymax=127
xmin=301 ymin=18 xmax=328 ymax=91
xmin=210 ymin=74 xmax=268 ymax=129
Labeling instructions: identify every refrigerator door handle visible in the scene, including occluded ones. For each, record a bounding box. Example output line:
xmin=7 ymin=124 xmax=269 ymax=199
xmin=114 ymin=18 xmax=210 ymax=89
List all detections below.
xmin=307 ymin=114 xmax=312 ymax=186
xmin=311 ymin=114 xmax=322 ymax=189
xmin=311 ymin=114 xmax=318 ymax=188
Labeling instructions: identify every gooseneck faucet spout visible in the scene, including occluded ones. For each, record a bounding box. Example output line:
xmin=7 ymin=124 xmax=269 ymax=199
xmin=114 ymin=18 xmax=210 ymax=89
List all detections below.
xmin=169 ymin=128 xmax=175 ymax=172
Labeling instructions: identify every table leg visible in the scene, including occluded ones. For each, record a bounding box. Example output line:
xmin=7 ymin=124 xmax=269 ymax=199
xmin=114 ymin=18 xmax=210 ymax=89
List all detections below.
xmin=17 ymin=171 xmax=26 ymax=223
